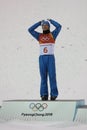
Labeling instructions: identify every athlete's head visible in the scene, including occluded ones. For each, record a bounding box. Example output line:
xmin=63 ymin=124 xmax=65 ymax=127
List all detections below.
xmin=41 ymin=21 xmax=50 ymax=31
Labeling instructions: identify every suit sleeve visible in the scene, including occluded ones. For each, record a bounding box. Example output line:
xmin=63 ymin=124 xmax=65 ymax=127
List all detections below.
xmin=50 ymin=19 xmax=62 ymax=40
xmin=28 ymin=21 xmax=41 ymax=41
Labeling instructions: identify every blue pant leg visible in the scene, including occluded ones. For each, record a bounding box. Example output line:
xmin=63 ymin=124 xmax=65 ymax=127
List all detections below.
xmin=48 ymin=55 xmax=58 ymax=97
xmin=39 ymin=56 xmax=48 ymax=97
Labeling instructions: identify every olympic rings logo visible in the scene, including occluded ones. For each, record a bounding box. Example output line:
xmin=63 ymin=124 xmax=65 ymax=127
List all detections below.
xmin=29 ymin=103 xmax=48 ymax=112
xmin=41 ymin=36 xmax=50 ymax=41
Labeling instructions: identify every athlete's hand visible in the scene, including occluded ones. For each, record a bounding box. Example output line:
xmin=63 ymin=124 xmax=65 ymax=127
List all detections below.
xmin=47 ymin=19 xmax=51 ymax=21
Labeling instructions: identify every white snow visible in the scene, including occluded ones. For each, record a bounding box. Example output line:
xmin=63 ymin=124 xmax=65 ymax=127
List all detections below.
xmin=0 ymin=0 xmax=87 ymax=129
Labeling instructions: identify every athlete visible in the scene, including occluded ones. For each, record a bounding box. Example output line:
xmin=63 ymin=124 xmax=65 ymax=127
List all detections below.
xmin=28 ymin=19 xmax=62 ymax=100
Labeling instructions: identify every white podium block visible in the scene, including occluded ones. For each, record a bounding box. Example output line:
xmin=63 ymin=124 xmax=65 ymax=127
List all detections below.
xmin=0 ymin=99 xmax=85 ymax=121
xmin=75 ymin=105 xmax=87 ymax=124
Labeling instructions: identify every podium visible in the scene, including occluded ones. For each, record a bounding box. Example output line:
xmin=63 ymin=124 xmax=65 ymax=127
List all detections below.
xmin=0 ymin=99 xmax=86 ymax=122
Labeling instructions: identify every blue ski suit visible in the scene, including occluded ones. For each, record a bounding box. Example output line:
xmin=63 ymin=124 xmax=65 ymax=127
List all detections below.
xmin=28 ymin=19 xmax=62 ymax=97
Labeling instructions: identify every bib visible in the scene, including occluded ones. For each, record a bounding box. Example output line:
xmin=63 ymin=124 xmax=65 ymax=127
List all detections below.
xmin=39 ymin=33 xmax=55 ymax=55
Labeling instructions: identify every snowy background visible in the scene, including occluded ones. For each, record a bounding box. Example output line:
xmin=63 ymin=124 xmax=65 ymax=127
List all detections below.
xmin=0 ymin=0 xmax=87 ymax=129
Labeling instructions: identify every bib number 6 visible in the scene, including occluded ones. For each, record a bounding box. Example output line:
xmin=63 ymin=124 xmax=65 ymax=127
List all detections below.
xmin=43 ymin=47 xmax=48 ymax=53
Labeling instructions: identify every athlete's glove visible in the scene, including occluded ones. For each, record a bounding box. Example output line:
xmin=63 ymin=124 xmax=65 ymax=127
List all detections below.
xmin=47 ymin=19 xmax=51 ymax=22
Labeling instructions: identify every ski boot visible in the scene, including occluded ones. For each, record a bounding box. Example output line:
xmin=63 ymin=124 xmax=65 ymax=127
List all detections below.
xmin=41 ymin=96 xmax=48 ymax=101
